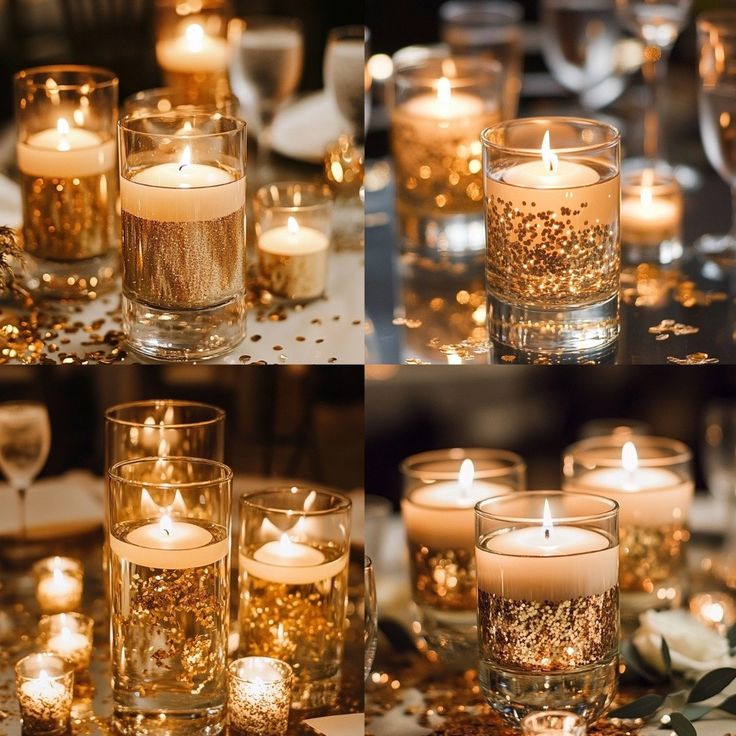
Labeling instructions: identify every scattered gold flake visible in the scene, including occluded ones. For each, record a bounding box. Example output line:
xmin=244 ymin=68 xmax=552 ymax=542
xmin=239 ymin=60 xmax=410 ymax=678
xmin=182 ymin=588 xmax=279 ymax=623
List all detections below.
xmin=392 ymin=316 xmax=423 ymax=329
xmin=238 ymin=355 xmax=251 ymax=363
xmin=648 ymin=319 xmax=699 ymax=337
xmin=667 ymin=352 xmax=720 ymax=364
xmin=404 ymin=357 xmax=430 ymax=365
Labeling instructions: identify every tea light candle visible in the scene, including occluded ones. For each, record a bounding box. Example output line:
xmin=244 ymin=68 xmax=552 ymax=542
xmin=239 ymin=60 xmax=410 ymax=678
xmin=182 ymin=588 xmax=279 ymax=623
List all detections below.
xmin=258 ymin=216 xmax=329 ymax=301
xmin=228 ymin=657 xmax=292 ymax=736
xmin=15 ymin=653 xmax=74 ymax=735
xmin=401 ymin=458 xmax=510 ymax=549
xmin=521 ymin=710 xmax=587 ymax=736
xmin=156 ymin=22 xmax=230 ymax=74
xmin=40 ymin=613 xmax=94 ymax=672
xmin=621 ymin=169 xmax=680 ymax=247
xmin=34 ymin=557 xmax=83 ymax=615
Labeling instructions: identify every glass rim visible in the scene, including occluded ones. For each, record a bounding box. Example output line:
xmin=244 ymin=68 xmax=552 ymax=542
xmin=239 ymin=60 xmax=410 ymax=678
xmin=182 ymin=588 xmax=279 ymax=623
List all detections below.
xmin=156 ymin=0 xmax=230 ymax=7
xmin=15 ymin=651 xmax=74 ymax=678
xmin=239 ymin=485 xmax=352 ymax=516
xmin=118 ymin=111 xmax=246 ymax=139
xmin=124 ymin=87 xmax=238 ymax=110
xmin=481 ymin=116 xmax=621 ymax=155
xmin=228 ymin=655 xmax=293 ymax=681
xmin=254 ymin=180 xmax=334 ymax=211
xmin=39 ymin=611 xmax=94 ymax=632
xmin=393 ymin=49 xmax=503 ymax=85
xmin=104 ymin=399 xmax=225 ymax=428
xmin=32 ymin=555 xmax=82 ymax=574
xmin=14 ymin=64 xmax=118 ymax=91
xmin=475 ymin=490 xmax=619 ymax=524
xmin=327 ymin=24 xmax=369 ymax=40
xmin=439 ymin=0 xmax=524 ymax=23
xmin=401 ymin=447 xmax=526 ymax=481
xmin=109 ymin=456 xmax=233 ymax=488
xmin=564 ymin=435 xmax=693 ymax=467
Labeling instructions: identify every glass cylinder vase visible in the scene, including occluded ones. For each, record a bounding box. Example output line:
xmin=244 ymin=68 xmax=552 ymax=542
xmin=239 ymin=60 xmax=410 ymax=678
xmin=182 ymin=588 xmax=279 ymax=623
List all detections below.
xmin=475 ymin=491 xmax=619 ymax=724
xmin=108 ymin=457 xmax=232 ymax=736
xmin=118 ymin=112 xmax=246 ymax=361
xmin=482 ymin=117 xmax=621 ymax=359
xmin=14 ymin=65 xmax=119 ymax=298
xmin=238 ymin=486 xmax=351 ymax=710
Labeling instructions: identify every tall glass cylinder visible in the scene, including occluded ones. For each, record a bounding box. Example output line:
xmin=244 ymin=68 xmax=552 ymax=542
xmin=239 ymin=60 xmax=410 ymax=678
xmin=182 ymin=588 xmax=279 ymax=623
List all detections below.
xmin=562 ymin=435 xmax=693 ymax=624
xmin=108 ymin=457 xmax=232 ymax=736
xmin=475 ymin=492 xmax=619 ymax=724
xmin=401 ymin=448 xmax=525 ymax=658
xmin=14 ymin=65 xmax=119 ymax=298
xmin=118 ymin=112 xmax=246 ymax=361
xmin=238 ymin=487 xmax=351 ymax=710
xmin=482 ymin=117 xmax=621 ymax=358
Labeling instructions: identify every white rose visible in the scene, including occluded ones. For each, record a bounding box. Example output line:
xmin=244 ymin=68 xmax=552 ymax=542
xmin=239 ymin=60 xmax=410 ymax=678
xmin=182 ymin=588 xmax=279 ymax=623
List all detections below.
xmin=633 ymin=609 xmax=735 ymax=679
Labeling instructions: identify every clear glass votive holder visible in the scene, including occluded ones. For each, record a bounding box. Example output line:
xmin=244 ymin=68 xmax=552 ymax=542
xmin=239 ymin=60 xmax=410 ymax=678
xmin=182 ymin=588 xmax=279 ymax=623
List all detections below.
xmin=401 ymin=448 xmax=525 ymax=659
xmin=38 ymin=612 xmax=94 ymax=673
xmin=482 ymin=117 xmax=621 ymax=357
xmin=238 ymin=486 xmax=351 ymax=710
xmin=475 ymin=492 xmax=619 ymax=724
xmin=14 ymin=65 xmax=119 ymax=298
xmin=123 ymin=87 xmax=238 ymax=118
xmin=118 ymin=112 xmax=246 ymax=361
xmin=254 ymin=182 xmax=333 ymax=303
xmin=391 ymin=50 xmax=504 ymax=255
xmin=521 ymin=710 xmax=587 ymax=736
xmin=33 ymin=557 xmax=83 ymax=615
xmin=621 ymin=166 xmax=683 ymax=265
xmin=108 ymin=457 xmax=232 ymax=736
xmin=562 ymin=435 xmax=694 ymax=624
xmin=15 ymin=652 xmax=74 ymax=735
xmin=155 ymin=0 xmax=232 ymax=104
xmin=228 ymin=657 xmax=292 ymax=736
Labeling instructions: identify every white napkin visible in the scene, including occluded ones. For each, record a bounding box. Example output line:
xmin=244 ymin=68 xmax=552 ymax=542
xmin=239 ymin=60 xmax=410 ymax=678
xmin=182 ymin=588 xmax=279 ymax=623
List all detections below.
xmin=0 ymin=173 xmax=21 ymax=229
xmin=302 ymin=713 xmax=365 ymax=736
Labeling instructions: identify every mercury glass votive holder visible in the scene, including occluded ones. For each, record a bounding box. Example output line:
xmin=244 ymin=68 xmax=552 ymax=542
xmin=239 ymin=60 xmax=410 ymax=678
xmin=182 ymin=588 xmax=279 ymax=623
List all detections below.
xmin=482 ymin=117 xmax=621 ymax=357
xmin=521 ymin=710 xmax=587 ymax=736
xmin=562 ymin=435 xmax=694 ymax=625
xmin=238 ymin=486 xmax=352 ymax=710
xmin=228 ymin=657 xmax=293 ymax=736
xmin=155 ymin=0 xmax=232 ymax=105
xmin=38 ymin=613 xmax=94 ymax=673
xmin=475 ymin=492 xmax=619 ymax=724
xmin=15 ymin=652 xmax=74 ymax=735
xmin=118 ymin=112 xmax=246 ymax=361
xmin=620 ymin=166 xmax=683 ymax=265
xmin=401 ymin=448 xmax=525 ymax=659
xmin=33 ymin=557 xmax=83 ymax=615
xmin=123 ymin=86 xmax=238 ymax=118
xmin=391 ymin=50 xmax=504 ymax=255
xmin=108 ymin=457 xmax=232 ymax=736
xmin=254 ymin=182 xmax=333 ymax=303
xmin=14 ymin=65 xmax=119 ymax=298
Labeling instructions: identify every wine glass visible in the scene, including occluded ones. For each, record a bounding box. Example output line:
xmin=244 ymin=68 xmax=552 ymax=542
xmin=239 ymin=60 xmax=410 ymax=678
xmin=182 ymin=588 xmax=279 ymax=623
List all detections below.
xmin=695 ymin=10 xmax=736 ymax=261
xmin=324 ymin=25 xmax=367 ymax=140
xmin=364 ymin=555 xmax=378 ymax=681
xmin=616 ymin=0 xmax=692 ymax=164
xmin=0 ymin=401 xmax=51 ymax=540
xmin=228 ymin=16 xmax=304 ymax=145
xmin=702 ymin=400 xmax=736 ymax=514
xmin=541 ymin=0 xmax=630 ymax=111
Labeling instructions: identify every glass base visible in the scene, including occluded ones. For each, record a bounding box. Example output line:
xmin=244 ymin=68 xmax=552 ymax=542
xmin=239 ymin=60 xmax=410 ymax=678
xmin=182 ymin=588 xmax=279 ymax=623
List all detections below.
xmin=24 ymin=250 xmax=118 ymax=299
xmin=112 ymin=705 xmax=225 ymax=735
xmin=123 ymin=293 xmax=246 ymax=362
xmin=397 ymin=206 xmax=485 ymax=256
xmin=291 ymin=670 xmax=341 ymax=710
xmin=479 ymin=655 xmax=617 ymax=726
xmin=487 ymin=291 xmax=619 ymax=357
xmin=622 ymin=237 xmax=684 ymax=266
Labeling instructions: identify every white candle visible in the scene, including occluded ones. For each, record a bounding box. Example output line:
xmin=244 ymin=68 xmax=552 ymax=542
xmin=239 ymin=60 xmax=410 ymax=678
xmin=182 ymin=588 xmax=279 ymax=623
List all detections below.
xmin=621 ymin=172 xmax=680 ymax=246
xmin=37 ymin=566 xmax=83 ymax=614
xmin=401 ymin=76 xmax=485 ymax=121
xmin=156 ymin=22 xmax=230 ymax=74
xmin=17 ymin=117 xmax=116 ymax=179
xmin=258 ymin=218 xmax=330 ymax=257
xmin=476 ymin=500 xmax=618 ymax=601
xmin=18 ymin=671 xmax=70 ymax=726
xmin=241 ymin=533 xmax=347 ymax=585
xmin=401 ymin=459 xmax=511 ymax=549
xmin=564 ymin=441 xmax=693 ymax=527
xmin=228 ymin=657 xmax=291 ymax=735
xmin=47 ymin=628 xmax=92 ymax=671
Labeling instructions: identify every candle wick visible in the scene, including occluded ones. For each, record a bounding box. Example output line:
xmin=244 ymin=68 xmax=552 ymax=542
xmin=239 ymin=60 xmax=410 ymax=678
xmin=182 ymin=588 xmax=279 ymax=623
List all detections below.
xmin=178 ymin=163 xmax=187 ymax=172
xmin=163 ymin=527 xmax=170 ymax=536
xmin=544 ymin=528 xmax=550 ymax=540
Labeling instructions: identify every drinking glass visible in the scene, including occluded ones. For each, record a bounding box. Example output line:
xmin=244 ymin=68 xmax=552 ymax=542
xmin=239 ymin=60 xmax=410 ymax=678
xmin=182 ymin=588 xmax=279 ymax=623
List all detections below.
xmin=541 ymin=0 xmax=628 ymax=111
xmin=229 ymin=16 xmax=304 ymax=143
xmin=439 ymin=0 xmax=523 ymax=118
xmin=702 ymin=400 xmax=736 ymax=512
xmin=0 ymin=401 xmax=51 ymax=539
xmin=695 ymin=11 xmax=736 ymax=260
xmin=324 ymin=26 xmax=367 ymax=139
xmin=364 ymin=556 xmax=377 ymax=681
xmin=616 ymin=0 xmax=692 ymax=162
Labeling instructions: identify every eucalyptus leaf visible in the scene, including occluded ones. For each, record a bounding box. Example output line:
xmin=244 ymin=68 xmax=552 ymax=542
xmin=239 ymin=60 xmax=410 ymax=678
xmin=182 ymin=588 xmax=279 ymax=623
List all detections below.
xmin=620 ymin=638 xmax=660 ymax=685
xmin=608 ymin=693 xmax=665 ymax=719
xmin=727 ymin=623 xmax=736 ymax=650
xmin=717 ymin=693 xmax=736 ymax=715
xmin=667 ymin=712 xmax=697 ymax=736
xmin=661 ymin=637 xmax=672 ymax=676
xmin=680 ymin=703 xmax=713 ymax=722
xmin=687 ymin=667 xmax=736 ymax=703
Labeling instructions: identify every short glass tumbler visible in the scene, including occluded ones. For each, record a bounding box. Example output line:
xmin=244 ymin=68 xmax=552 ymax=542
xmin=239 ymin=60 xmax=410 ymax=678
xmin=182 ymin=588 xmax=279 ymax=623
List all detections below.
xmin=475 ymin=492 xmax=619 ymax=724
xmin=15 ymin=652 xmax=74 ymax=735
xmin=108 ymin=457 xmax=232 ymax=736
xmin=401 ymin=448 xmax=525 ymax=659
xmin=118 ymin=112 xmax=246 ymax=361
xmin=14 ymin=65 xmax=119 ymax=298
xmin=482 ymin=117 xmax=621 ymax=357
xmin=238 ymin=487 xmax=351 ymax=710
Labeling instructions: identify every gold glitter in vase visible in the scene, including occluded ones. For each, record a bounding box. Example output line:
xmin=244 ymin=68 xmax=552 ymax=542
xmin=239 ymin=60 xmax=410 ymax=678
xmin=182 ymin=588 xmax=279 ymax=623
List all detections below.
xmin=409 ymin=542 xmax=477 ymax=612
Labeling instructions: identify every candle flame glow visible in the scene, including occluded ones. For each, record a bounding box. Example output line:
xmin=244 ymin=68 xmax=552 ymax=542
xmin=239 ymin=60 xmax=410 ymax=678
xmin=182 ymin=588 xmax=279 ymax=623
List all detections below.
xmin=458 ymin=458 xmax=474 ymax=494
xmin=39 ymin=669 xmax=49 ymax=683
xmin=278 ymin=532 xmax=293 ymax=551
xmin=287 ymin=216 xmax=300 ymax=236
xmin=641 ymin=168 xmax=654 ymax=207
xmin=52 ymin=567 xmax=64 ymax=585
xmin=542 ymin=499 xmax=553 ymax=540
xmin=56 ymin=118 xmax=71 ymax=152
xmin=179 ymin=145 xmax=192 ymax=172
xmin=437 ymin=76 xmax=452 ymax=107
xmin=622 ymin=441 xmax=638 ymax=473
xmin=541 ymin=130 xmax=558 ymax=176
xmin=61 ymin=626 xmax=72 ymax=642
xmin=185 ymin=23 xmax=205 ymax=51
xmin=160 ymin=513 xmax=173 ymax=537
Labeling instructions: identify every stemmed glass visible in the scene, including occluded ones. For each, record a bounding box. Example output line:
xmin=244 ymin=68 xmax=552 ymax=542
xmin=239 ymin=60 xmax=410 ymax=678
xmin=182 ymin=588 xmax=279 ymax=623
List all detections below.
xmin=324 ymin=25 xmax=367 ymax=141
xmin=695 ymin=10 xmax=736 ymax=260
xmin=364 ymin=556 xmax=377 ymax=681
xmin=0 ymin=401 xmax=51 ymax=540
xmin=616 ymin=0 xmax=692 ymax=164
xmin=702 ymin=400 xmax=736 ymax=516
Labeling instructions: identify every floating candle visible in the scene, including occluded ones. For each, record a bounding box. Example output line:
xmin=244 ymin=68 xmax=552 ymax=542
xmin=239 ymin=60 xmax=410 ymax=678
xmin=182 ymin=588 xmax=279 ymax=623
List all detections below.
xmin=156 ymin=23 xmax=231 ymax=74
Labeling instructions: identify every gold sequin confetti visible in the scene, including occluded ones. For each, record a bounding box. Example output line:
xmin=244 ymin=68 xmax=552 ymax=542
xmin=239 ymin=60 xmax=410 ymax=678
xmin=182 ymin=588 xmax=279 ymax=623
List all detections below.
xmin=405 ymin=357 xmax=430 ymax=365
xmin=392 ymin=316 xmax=423 ymax=329
xmin=501 ymin=355 xmax=516 ymax=363
xmin=667 ymin=352 xmax=720 ymax=364
xmin=648 ymin=319 xmax=699 ymax=337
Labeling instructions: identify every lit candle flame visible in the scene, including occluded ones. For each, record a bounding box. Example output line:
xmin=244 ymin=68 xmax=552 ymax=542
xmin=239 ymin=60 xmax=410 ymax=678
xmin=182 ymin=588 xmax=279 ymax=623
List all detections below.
xmin=160 ymin=513 xmax=173 ymax=537
xmin=622 ymin=441 xmax=638 ymax=473
xmin=56 ymin=118 xmax=71 ymax=152
xmin=437 ymin=76 xmax=452 ymax=107
xmin=542 ymin=499 xmax=553 ymax=540
xmin=287 ymin=216 xmax=299 ymax=236
xmin=178 ymin=145 xmax=191 ymax=172
xmin=641 ymin=168 xmax=654 ymax=207
xmin=541 ymin=130 xmax=559 ymax=176
xmin=278 ymin=532 xmax=293 ymax=551
xmin=185 ymin=23 xmax=205 ymax=51
xmin=60 ymin=626 xmax=72 ymax=643
xmin=458 ymin=458 xmax=474 ymax=498
xmin=52 ymin=567 xmax=64 ymax=585
xmin=39 ymin=669 xmax=49 ymax=683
